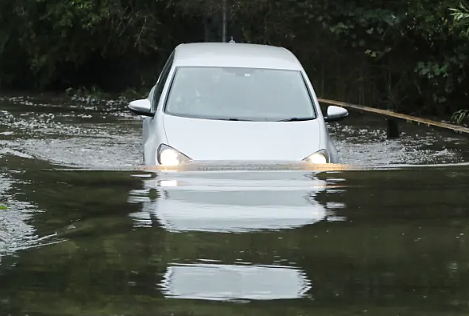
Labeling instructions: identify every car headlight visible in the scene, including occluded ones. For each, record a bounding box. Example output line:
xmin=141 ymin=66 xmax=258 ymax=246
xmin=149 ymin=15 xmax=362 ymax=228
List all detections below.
xmin=303 ymin=150 xmax=329 ymax=164
xmin=157 ymin=144 xmax=191 ymax=166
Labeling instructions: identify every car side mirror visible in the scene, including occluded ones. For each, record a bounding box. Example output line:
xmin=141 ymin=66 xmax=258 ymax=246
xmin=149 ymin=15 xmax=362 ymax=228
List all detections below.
xmin=128 ymin=99 xmax=154 ymax=117
xmin=324 ymin=105 xmax=348 ymax=122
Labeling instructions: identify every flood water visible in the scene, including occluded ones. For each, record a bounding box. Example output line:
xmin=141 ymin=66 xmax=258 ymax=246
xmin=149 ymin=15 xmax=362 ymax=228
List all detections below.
xmin=1 ymin=94 xmax=469 ymax=315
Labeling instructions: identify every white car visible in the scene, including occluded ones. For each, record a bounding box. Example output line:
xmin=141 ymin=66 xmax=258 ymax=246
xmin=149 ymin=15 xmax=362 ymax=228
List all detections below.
xmin=128 ymin=42 xmax=348 ymax=166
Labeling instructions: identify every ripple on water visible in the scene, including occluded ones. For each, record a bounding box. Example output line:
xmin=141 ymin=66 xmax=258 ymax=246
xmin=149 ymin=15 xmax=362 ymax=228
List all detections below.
xmin=19 ymin=136 xmax=142 ymax=168
xmin=0 ymin=173 xmax=59 ymax=260
xmin=328 ymin=118 xmax=469 ymax=165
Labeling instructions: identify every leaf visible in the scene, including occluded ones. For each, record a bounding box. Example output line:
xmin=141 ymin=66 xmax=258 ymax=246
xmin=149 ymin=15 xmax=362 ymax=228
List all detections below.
xmin=452 ymin=109 xmax=469 ymax=125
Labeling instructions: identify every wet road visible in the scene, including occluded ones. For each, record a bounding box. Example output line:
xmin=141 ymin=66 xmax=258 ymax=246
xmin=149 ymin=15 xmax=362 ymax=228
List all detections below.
xmin=1 ymin=94 xmax=469 ymax=315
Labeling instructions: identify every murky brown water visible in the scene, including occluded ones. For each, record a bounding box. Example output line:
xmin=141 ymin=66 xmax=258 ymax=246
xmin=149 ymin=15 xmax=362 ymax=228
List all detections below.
xmin=1 ymin=94 xmax=469 ymax=315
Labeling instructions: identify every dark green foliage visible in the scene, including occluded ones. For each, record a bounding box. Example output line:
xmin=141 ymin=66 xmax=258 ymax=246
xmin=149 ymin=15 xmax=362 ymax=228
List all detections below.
xmin=0 ymin=0 xmax=468 ymax=119
xmin=451 ymin=1 xmax=469 ymax=35
xmin=452 ymin=109 xmax=469 ymax=124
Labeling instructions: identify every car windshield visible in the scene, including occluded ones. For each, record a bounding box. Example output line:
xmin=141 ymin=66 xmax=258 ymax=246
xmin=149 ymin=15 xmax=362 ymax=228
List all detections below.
xmin=164 ymin=66 xmax=317 ymax=121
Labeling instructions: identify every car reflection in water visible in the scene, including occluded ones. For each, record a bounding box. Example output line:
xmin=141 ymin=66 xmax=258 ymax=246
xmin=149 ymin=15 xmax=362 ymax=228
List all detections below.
xmin=127 ymin=168 xmax=345 ymax=301
xmin=128 ymin=170 xmax=336 ymax=233
xmin=161 ymin=263 xmax=311 ymax=301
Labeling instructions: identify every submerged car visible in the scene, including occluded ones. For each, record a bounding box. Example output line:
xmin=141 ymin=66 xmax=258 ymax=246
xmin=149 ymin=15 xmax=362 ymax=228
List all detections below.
xmin=128 ymin=42 xmax=348 ymax=166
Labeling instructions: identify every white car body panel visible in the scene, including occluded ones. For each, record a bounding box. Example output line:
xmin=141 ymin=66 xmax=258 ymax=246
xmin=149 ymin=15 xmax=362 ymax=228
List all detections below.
xmin=162 ymin=114 xmax=322 ymax=161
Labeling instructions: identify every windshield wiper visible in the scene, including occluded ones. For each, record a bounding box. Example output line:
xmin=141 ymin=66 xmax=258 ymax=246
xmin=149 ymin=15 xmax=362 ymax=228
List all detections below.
xmin=277 ymin=117 xmax=313 ymax=122
xmin=217 ymin=118 xmax=253 ymax=121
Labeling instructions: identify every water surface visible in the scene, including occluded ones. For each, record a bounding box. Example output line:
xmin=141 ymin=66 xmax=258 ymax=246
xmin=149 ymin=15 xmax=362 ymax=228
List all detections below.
xmin=1 ymin=94 xmax=469 ymax=316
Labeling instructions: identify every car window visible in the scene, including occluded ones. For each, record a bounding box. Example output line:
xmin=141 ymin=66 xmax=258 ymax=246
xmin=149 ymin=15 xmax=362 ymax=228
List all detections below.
xmin=163 ymin=66 xmax=316 ymax=122
xmin=152 ymin=51 xmax=174 ymax=112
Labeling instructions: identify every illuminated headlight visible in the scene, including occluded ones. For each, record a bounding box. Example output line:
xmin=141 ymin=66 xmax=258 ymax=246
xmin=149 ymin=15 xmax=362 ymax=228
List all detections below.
xmin=303 ymin=150 xmax=329 ymax=164
xmin=157 ymin=144 xmax=191 ymax=166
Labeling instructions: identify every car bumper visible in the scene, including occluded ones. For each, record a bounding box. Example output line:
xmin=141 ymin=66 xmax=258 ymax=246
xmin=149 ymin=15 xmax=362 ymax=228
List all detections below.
xmin=140 ymin=160 xmax=355 ymax=172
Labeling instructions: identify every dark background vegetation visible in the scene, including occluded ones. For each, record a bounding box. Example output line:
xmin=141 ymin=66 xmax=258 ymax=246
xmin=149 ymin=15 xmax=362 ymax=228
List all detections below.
xmin=0 ymin=0 xmax=468 ymax=121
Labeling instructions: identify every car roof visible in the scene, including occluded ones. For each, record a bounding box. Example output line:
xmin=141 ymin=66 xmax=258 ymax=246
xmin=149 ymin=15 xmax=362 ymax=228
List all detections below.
xmin=172 ymin=42 xmax=303 ymax=71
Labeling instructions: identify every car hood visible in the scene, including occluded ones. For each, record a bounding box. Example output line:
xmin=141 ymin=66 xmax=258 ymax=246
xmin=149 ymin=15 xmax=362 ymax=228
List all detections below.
xmin=163 ymin=115 xmax=322 ymax=161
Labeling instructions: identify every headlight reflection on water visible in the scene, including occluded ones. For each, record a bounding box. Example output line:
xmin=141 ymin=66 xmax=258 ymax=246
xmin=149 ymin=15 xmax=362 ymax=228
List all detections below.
xmin=158 ymin=180 xmax=178 ymax=187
